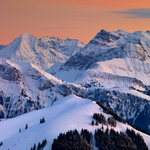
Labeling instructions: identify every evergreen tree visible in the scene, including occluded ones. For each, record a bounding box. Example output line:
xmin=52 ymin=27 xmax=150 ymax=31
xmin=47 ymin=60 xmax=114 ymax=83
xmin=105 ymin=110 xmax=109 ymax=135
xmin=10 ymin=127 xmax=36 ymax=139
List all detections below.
xmin=41 ymin=139 xmax=47 ymax=148
xmin=91 ymin=120 xmax=94 ymax=126
xmin=37 ymin=142 xmax=41 ymax=150
xmin=107 ymin=117 xmax=117 ymax=127
xmin=96 ymin=119 xmax=99 ymax=126
xmin=40 ymin=117 xmax=45 ymax=124
xmin=25 ymin=124 xmax=28 ymax=130
xmin=126 ymin=128 xmax=148 ymax=150
xmin=52 ymin=129 xmax=93 ymax=150
xmin=95 ymin=128 xmax=137 ymax=150
xmin=33 ymin=143 xmax=36 ymax=150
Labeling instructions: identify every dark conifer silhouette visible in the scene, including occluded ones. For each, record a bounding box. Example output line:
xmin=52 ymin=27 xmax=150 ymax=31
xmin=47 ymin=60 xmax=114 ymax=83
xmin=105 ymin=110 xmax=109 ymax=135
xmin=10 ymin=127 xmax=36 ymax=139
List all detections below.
xmin=40 ymin=117 xmax=45 ymax=124
xmin=25 ymin=124 xmax=28 ymax=130
xmin=91 ymin=120 xmax=94 ymax=126
xmin=52 ymin=129 xmax=93 ymax=150
xmin=107 ymin=117 xmax=117 ymax=127
xmin=96 ymin=119 xmax=99 ymax=126
xmin=126 ymin=128 xmax=148 ymax=150
xmin=95 ymin=128 xmax=137 ymax=150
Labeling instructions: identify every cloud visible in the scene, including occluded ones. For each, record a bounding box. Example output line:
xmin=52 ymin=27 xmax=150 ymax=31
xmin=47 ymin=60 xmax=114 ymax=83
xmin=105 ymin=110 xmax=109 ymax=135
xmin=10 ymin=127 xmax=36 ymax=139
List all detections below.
xmin=113 ymin=8 xmax=150 ymax=18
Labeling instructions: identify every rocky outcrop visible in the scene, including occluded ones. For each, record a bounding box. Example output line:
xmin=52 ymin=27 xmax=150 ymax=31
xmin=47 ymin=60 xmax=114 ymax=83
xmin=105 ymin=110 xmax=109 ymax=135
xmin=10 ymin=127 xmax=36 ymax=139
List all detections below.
xmin=1 ymin=65 xmax=22 ymax=82
xmin=39 ymin=80 xmax=55 ymax=91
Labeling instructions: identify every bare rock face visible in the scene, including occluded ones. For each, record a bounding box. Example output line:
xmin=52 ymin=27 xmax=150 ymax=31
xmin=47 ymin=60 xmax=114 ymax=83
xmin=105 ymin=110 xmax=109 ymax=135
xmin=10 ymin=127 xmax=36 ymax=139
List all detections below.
xmin=27 ymin=70 xmax=42 ymax=80
xmin=0 ymin=59 xmax=85 ymax=118
xmin=94 ymin=29 xmax=120 ymax=43
xmin=3 ymin=66 xmax=22 ymax=82
xmin=57 ymin=84 xmax=72 ymax=96
xmin=59 ymin=29 xmax=150 ymax=72
xmin=39 ymin=79 xmax=55 ymax=91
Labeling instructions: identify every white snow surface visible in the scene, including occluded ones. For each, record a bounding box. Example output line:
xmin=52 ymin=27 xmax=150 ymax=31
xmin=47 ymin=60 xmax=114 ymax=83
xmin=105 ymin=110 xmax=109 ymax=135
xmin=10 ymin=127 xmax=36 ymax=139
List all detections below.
xmin=0 ymin=58 xmax=62 ymax=83
xmin=54 ymin=29 xmax=150 ymax=90
xmin=0 ymin=94 xmax=150 ymax=150
xmin=55 ymin=57 xmax=149 ymax=90
xmin=88 ymin=57 xmax=150 ymax=86
xmin=0 ymin=58 xmax=67 ymax=117
xmin=0 ymin=33 xmax=85 ymax=71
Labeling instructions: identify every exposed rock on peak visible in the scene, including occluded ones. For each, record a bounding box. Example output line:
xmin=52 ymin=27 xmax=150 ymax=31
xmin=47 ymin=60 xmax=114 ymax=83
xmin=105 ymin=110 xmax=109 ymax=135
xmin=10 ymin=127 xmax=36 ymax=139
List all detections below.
xmin=94 ymin=29 xmax=120 ymax=43
xmin=0 ymin=33 xmax=85 ymax=71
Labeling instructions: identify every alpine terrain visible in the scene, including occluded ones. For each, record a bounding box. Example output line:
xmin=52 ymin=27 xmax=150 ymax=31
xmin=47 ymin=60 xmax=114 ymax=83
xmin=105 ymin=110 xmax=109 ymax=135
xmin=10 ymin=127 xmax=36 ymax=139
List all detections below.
xmin=0 ymin=95 xmax=150 ymax=150
xmin=54 ymin=29 xmax=150 ymax=132
xmin=0 ymin=33 xmax=85 ymax=71
xmin=1 ymin=29 xmax=150 ymax=149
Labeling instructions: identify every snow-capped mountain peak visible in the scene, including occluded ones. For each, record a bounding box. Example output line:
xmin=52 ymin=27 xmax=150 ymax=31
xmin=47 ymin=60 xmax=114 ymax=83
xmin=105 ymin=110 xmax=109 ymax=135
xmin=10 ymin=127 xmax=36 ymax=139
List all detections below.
xmin=0 ymin=33 xmax=85 ymax=71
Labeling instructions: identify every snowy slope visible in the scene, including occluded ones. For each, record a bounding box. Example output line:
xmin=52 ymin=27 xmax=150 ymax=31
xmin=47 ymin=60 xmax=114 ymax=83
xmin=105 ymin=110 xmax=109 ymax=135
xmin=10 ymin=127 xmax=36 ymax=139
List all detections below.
xmin=0 ymin=45 xmax=6 ymax=50
xmin=53 ymin=29 xmax=150 ymax=134
xmin=0 ymin=94 xmax=150 ymax=150
xmin=2 ymin=58 xmax=150 ymax=135
xmin=1 ymin=29 xmax=150 ymax=136
xmin=0 ymin=58 xmax=83 ymax=118
xmin=0 ymin=33 xmax=85 ymax=70
xmin=55 ymin=29 xmax=150 ymax=89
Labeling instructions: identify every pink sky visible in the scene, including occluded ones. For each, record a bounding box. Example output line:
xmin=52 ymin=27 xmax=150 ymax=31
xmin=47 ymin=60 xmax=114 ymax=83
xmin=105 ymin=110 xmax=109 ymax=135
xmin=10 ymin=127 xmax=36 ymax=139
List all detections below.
xmin=0 ymin=0 xmax=150 ymax=45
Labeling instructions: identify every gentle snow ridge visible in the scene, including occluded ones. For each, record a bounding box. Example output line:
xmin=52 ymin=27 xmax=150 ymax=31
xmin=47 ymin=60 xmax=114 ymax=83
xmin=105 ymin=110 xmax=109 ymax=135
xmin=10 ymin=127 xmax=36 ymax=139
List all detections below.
xmin=0 ymin=94 xmax=150 ymax=150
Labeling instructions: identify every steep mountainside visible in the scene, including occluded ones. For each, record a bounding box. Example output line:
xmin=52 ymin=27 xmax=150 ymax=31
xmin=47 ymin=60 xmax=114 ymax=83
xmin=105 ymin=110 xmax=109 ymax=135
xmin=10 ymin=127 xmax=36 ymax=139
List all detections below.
xmin=0 ymin=45 xmax=6 ymax=50
xmin=0 ymin=58 xmax=82 ymax=118
xmin=0 ymin=33 xmax=85 ymax=70
xmin=55 ymin=29 xmax=150 ymax=88
xmin=53 ymin=29 xmax=150 ymax=133
xmin=0 ymin=95 xmax=150 ymax=150
xmin=1 ymin=30 xmax=150 ymax=135
xmin=1 ymin=58 xmax=150 ymax=134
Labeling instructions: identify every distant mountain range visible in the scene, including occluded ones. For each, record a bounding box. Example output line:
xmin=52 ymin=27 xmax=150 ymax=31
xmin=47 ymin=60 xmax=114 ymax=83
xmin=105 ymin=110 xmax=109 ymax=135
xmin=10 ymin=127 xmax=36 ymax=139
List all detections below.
xmin=55 ymin=29 xmax=150 ymax=86
xmin=1 ymin=29 xmax=150 ymax=137
xmin=0 ymin=33 xmax=85 ymax=71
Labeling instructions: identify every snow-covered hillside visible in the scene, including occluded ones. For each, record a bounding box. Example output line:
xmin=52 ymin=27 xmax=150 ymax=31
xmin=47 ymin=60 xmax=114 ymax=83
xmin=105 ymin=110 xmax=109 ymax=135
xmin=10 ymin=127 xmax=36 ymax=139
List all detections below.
xmin=0 ymin=58 xmax=83 ymax=118
xmin=0 ymin=94 xmax=150 ymax=150
xmin=1 ymin=29 xmax=150 ymax=136
xmin=0 ymin=33 xmax=85 ymax=71
xmin=55 ymin=29 xmax=150 ymax=89
xmin=52 ymin=29 xmax=150 ymax=134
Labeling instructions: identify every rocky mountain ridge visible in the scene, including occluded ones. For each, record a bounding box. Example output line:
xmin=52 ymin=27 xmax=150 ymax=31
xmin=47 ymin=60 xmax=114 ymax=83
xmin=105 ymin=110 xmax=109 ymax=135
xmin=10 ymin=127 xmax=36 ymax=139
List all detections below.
xmin=1 ymin=29 xmax=150 ymax=135
xmin=0 ymin=58 xmax=83 ymax=118
xmin=0 ymin=33 xmax=85 ymax=71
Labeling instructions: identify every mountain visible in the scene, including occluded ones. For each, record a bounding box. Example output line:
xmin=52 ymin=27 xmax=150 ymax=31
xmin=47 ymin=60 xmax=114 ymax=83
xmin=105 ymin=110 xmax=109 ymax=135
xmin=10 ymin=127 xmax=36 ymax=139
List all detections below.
xmin=55 ymin=29 xmax=150 ymax=86
xmin=1 ymin=30 xmax=150 ymax=134
xmin=53 ymin=29 xmax=150 ymax=132
xmin=0 ymin=33 xmax=85 ymax=71
xmin=0 ymin=94 xmax=149 ymax=150
xmin=1 ymin=58 xmax=150 ymax=133
xmin=0 ymin=45 xmax=6 ymax=50
xmin=0 ymin=58 xmax=83 ymax=118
